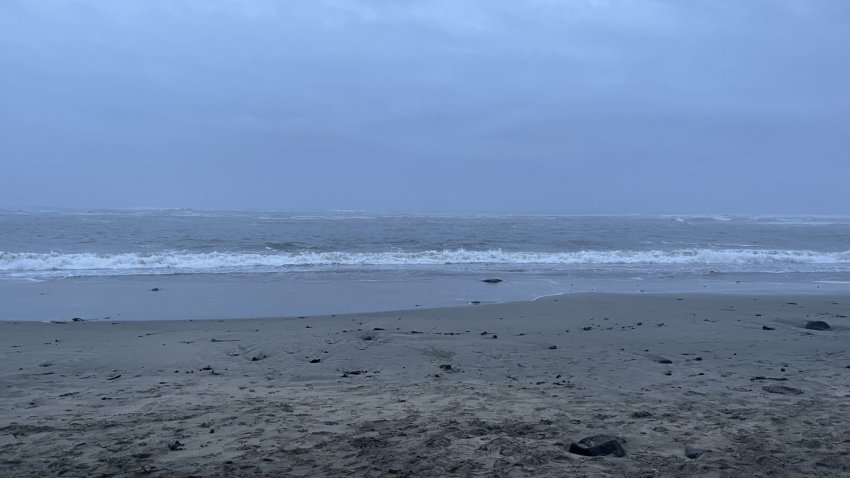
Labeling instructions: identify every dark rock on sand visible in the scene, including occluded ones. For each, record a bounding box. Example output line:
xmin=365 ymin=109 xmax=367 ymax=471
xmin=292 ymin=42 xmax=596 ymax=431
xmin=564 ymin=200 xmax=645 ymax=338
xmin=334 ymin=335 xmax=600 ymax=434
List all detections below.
xmin=548 ymin=345 xmax=557 ymax=350
xmin=762 ymin=326 xmax=775 ymax=330
xmin=482 ymin=278 xmax=503 ymax=284
xmin=439 ymin=364 xmax=452 ymax=370
xmin=805 ymin=320 xmax=831 ymax=331
xmin=763 ymin=384 xmax=804 ymax=395
xmin=568 ymin=435 xmax=625 ymax=457
xmin=168 ymin=440 xmax=184 ymax=451
xmin=310 ymin=358 xmax=321 ymax=363
xmin=685 ymin=447 xmax=708 ymax=459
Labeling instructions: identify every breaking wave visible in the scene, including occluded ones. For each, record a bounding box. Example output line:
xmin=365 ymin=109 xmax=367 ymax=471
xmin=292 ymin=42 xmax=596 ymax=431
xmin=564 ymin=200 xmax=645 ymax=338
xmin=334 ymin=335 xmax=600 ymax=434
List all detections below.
xmin=1 ymin=249 xmax=848 ymax=277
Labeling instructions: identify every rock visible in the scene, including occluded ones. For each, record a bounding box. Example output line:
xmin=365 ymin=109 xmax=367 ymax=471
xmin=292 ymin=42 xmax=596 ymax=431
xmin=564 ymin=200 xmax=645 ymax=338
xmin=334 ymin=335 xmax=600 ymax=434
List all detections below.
xmin=763 ymin=384 xmax=803 ymax=395
xmin=168 ymin=440 xmax=184 ymax=451
xmin=568 ymin=435 xmax=625 ymax=457
xmin=309 ymin=358 xmax=321 ymax=363
xmin=549 ymin=345 xmax=558 ymax=350
xmin=648 ymin=354 xmax=673 ymax=364
xmin=762 ymin=326 xmax=775 ymax=330
xmin=482 ymin=278 xmax=503 ymax=284
xmin=685 ymin=447 xmax=708 ymax=459
xmin=439 ymin=364 xmax=452 ymax=370
xmin=805 ymin=320 xmax=831 ymax=331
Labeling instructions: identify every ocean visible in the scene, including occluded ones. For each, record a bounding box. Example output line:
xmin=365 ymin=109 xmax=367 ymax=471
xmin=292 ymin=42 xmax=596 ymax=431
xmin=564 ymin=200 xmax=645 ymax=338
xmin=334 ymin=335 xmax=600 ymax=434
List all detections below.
xmin=2 ymin=210 xmax=849 ymax=320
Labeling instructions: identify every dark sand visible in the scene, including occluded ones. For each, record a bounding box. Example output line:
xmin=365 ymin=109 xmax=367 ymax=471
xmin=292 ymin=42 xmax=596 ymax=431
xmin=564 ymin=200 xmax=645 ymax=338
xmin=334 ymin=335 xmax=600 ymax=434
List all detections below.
xmin=2 ymin=293 xmax=849 ymax=477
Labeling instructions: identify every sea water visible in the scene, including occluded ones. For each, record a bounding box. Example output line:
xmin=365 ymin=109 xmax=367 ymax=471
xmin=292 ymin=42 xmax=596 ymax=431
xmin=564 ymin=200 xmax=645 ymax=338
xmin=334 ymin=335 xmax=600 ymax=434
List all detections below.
xmin=1 ymin=210 xmax=849 ymax=320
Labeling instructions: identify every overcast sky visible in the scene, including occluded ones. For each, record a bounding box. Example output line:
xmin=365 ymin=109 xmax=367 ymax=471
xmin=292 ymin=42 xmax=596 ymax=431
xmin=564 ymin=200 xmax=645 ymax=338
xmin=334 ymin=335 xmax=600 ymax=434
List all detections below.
xmin=1 ymin=0 xmax=848 ymax=214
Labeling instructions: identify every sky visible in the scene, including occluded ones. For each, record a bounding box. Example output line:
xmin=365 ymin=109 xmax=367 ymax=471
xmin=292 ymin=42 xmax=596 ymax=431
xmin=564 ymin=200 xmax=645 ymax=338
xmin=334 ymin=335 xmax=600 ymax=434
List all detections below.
xmin=1 ymin=0 xmax=848 ymax=214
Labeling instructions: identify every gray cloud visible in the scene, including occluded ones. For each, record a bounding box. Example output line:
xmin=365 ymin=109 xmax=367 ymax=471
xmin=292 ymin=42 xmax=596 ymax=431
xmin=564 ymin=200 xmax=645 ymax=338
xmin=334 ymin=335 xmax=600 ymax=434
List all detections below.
xmin=1 ymin=0 xmax=848 ymax=213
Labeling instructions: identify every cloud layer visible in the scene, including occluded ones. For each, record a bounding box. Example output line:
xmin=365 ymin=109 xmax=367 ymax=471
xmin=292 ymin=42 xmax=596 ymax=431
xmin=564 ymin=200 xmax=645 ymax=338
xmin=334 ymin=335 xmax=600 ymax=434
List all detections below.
xmin=1 ymin=0 xmax=848 ymax=213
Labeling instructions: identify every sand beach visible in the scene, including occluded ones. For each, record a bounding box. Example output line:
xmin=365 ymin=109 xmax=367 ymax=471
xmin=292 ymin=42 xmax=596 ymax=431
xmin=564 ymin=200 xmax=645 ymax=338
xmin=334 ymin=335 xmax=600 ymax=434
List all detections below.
xmin=1 ymin=293 xmax=849 ymax=477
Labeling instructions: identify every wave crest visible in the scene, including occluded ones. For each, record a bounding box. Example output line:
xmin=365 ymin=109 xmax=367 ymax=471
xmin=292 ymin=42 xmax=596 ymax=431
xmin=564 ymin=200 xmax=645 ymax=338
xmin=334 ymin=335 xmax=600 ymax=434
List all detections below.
xmin=1 ymin=248 xmax=848 ymax=277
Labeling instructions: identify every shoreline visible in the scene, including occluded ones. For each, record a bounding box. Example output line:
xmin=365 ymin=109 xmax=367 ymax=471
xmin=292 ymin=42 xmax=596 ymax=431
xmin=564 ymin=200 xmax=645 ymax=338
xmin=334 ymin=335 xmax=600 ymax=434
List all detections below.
xmin=3 ymin=271 xmax=848 ymax=322
xmin=2 ymin=292 xmax=849 ymax=476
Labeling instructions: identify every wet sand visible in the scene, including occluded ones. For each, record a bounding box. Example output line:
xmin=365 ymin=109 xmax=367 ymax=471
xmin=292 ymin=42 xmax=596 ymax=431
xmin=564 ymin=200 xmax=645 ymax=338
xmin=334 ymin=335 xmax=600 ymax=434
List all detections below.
xmin=1 ymin=293 xmax=849 ymax=477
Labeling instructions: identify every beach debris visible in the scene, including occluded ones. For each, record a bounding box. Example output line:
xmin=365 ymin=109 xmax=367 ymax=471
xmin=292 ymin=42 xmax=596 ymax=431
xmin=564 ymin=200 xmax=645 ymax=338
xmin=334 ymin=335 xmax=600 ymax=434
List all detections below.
xmin=72 ymin=317 xmax=84 ymax=322
xmin=470 ymin=301 xmax=481 ymax=305
xmin=750 ymin=376 xmax=788 ymax=381
xmin=631 ymin=411 xmax=652 ymax=419
xmin=310 ymin=358 xmax=321 ymax=363
xmin=341 ymin=370 xmax=367 ymax=377
xmin=106 ymin=374 xmax=121 ymax=381
xmin=250 ymin=354 xmax=266 ymax=361
xmin=439 ymin=364 xmax=452 ymax=370
xmin=548 ymin=345 xmax=558 ymax=350
xmin=762 ymin=326 xmax=775 ymax=330
xmin=210 ymin=338 xmax=240 ymax=342
xmin=568 ymin=435 xmax=625 ymax=457
xmin=372 ymin=327 xmax=385 ymax=331
xmin=482 ymin=278 xmax=503 ymax=283
xmin=200 ymin=366 xmax=212 ymax=371
xmin=685 ymin=447 xmax=708 ymax=459
xmin=649 ymin=354 xmax=673 ymax=364
xmin=805 ymin=320 xmax=831 ymax=331
xmin=763 ymin=385 xmax=804 ymax=395
xmin=167 ymin=440 xmax=184 ymax=451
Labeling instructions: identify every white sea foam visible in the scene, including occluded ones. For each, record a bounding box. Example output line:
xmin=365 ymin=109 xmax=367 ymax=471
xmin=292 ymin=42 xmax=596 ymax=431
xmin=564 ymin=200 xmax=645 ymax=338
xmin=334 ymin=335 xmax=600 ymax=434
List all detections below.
xmin=1 ymin=249 xmax=849 ymax=277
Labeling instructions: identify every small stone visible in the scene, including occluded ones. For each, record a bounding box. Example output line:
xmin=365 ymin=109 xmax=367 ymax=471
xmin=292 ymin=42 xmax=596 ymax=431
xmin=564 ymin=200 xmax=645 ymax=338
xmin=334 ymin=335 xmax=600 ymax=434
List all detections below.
xmin=549 ymin=345 xmax=557 ymax=350
xmin=805 ymin=321 xmax=831 ymax=331
xmin=763 ymin=384 xmax=803 ymax=395
xmin=762 ymin=326 xmax=775 ymax=330
xmin=310 ymin=358 xmax=321 ymax=363
xmin=168 ymin=440 xmax=184 ymax=451
xmin=439 ymin=364 xmax=452 ymax=370
xmin=568 ymin=435 xmax=625 ymax=457
xmin=685 ymin=447 xmax=707 ymax=459
xmin=482 ymin=278 xmax=503 ymax=284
